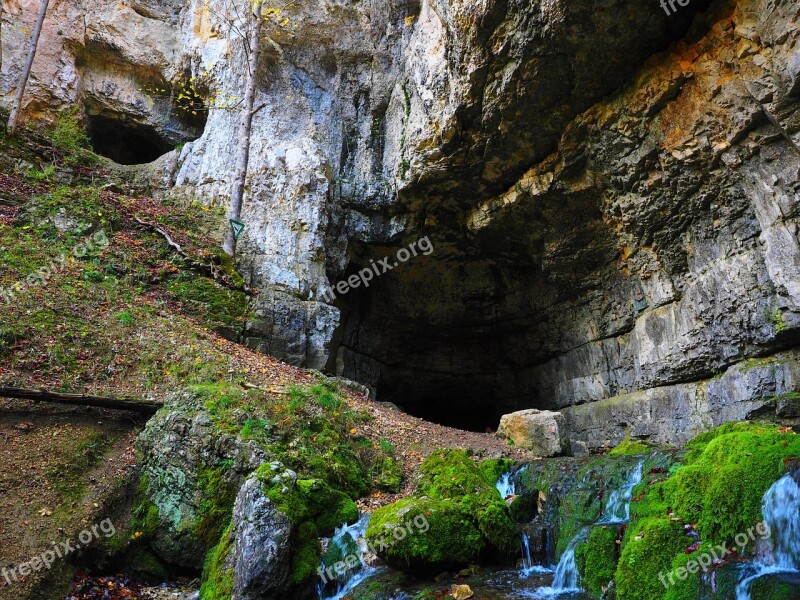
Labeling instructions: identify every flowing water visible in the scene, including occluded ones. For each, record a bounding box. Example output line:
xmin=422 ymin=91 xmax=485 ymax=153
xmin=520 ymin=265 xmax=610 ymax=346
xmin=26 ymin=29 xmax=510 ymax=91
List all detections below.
xmin=532 ymin=459 xmax=644 ymax=597
xmin=735 ymin=473 xmax=800 ymax=600
xmin=317 ymin=513 xmax=375 ymax=600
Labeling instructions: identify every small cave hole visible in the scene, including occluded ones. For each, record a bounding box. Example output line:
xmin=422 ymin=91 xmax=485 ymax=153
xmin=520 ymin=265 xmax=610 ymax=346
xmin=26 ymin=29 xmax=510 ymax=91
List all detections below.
xmin=87 ymin=115 xmax=173 ymax=165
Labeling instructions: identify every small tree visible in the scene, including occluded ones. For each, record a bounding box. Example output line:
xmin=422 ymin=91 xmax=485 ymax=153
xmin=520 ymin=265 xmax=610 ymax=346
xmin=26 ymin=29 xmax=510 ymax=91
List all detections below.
xmin=7 ymin=0 xmax=51 ymax=133
xmin=189 ymin=0 xmax=291 ymax=256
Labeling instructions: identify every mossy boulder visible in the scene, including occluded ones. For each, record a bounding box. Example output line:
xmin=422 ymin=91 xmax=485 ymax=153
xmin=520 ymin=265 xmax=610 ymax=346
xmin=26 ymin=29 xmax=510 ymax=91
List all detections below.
xmin=616 ymin=518 xmax=687 ymax=600
xmin=417 ymin=449 xmax=518 ymax=554
xmin=366 ymin=497 xmax=483 ymax=573
xmin=202 ymin=467 xmax=359 ymax=600
xmin=365 ymin=450 xmax=518 ymax=573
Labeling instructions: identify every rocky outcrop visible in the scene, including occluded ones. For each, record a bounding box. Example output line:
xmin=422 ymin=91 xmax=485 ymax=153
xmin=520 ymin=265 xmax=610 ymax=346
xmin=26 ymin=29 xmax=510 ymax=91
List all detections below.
xmin=496 ymin=409 xmax=570 ymax=457
xmin=3 ymin=0 xmax=799 ymax=439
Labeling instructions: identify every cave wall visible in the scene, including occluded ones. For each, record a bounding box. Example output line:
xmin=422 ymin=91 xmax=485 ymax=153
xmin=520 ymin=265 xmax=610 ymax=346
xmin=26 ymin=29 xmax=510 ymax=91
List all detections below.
xmin=3 ymin=0 xmax=799 ymax=440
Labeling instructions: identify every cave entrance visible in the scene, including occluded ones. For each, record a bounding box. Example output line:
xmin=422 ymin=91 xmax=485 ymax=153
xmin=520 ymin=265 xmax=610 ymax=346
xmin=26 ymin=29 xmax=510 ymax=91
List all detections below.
xmin=332 ymin=237 xmax=544 ymax=433
xmin=87 ymin=115 xmax=173 ymax=165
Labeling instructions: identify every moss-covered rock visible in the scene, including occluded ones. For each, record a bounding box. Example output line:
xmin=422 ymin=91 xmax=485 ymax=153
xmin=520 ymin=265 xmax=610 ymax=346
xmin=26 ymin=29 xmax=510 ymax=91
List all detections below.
xmin=555 ymin=455 xmax=646 ymax=556
xmin=575 ymin=525 xmax=619 ymax=597
xmin=478 ymin=458 xmax=516 ymax=485
xmin=615 ymin=422 xmax=800 ymax=600
xmin=510 ymin=491 xmax=539 ymax=523
xmin=616 ymin=518 xmax=687 ymax=600
xmin=610 ymin=438 xmax=651 ymax=456
xmin=417 ymin=449 xmax=517 ymax=554
xmin=256 ymin=466 xmax=359 ymax=583
xmin=366 ymin=497 xmax=483 ymax=573
xmin=199 ymin=523 xmax=235 ymax=600
xmin=364 ymin=450 xmax=518 ymax=574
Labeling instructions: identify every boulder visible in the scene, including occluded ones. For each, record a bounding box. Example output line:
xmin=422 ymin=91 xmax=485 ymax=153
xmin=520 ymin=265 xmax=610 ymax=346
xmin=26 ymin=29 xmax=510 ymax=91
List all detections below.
xmin=229 ymin=475 xmax=293 ymax=600
xmin=496 ymin=410 xmax=570 ymax=457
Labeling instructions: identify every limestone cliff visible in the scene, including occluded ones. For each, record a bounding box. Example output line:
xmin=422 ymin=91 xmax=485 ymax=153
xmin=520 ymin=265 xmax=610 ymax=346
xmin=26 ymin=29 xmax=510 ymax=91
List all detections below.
xmin=2 ymin=0 xmax=799 ymax=445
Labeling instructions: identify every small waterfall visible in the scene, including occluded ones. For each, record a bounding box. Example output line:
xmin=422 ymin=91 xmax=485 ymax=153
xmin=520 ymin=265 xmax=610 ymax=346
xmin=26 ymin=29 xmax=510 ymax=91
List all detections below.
xmin=317 ymin=514 xmax=374 ymax=600
xmin=598 ymin=460 xmax=643 ymax=524
xmin=736 ymin=474 xmax=800 ymax=600
xmin=549 ymin=532 xmax=586 ymax=591
xmin=496 ymin=470 xmax=517 ymax=499
xmin=538 ymin=459 xmax=645 ymax=594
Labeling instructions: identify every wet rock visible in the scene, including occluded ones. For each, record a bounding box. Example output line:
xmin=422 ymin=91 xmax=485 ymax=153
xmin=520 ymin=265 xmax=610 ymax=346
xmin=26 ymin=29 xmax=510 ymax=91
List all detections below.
xmin=496 ymin=410 xmax=570 ymax=457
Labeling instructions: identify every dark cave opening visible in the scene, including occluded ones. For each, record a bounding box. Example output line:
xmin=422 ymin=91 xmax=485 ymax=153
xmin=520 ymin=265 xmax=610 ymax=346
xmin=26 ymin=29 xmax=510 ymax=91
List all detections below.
xmin=333 ymin=238 xmax=546 ymax=433
xmin=87 ymin=115 xmax=173 ymax=165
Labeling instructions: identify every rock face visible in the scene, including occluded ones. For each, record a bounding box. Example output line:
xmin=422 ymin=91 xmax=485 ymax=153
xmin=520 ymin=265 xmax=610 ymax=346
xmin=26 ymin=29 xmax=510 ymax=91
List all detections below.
xmin=136 ymin=390 xmax=267 ymax=568
xmin=228 ymin=474 xmax=293 ymax=600
xmin=497 ymin=409 xmax=570 ymax=457
xmin=3 ymin=0 xmax=800 ymax=438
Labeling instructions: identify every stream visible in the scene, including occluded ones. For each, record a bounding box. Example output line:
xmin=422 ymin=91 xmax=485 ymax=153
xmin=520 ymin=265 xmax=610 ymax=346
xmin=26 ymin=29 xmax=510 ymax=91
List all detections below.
xmin=317 ymin=461 xmax=645 ymax=599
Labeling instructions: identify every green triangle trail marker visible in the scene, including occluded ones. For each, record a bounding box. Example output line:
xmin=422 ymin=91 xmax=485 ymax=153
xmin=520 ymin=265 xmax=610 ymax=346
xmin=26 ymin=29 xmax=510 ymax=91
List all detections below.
xmin=230 ymin=219 xmax=245 ymax=240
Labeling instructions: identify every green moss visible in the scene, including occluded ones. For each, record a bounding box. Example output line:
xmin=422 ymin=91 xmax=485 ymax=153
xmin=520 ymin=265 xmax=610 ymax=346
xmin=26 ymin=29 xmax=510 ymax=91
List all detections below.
xmin=256 ymin=468 xmax=358 ymax=584
xmin=292 ymin=521 xmax=322 ymax=584
xmin=366 ymin=497 xmax=483 ymax=573
xmin=478 ymin=458 xmax=516 ymax=485
xmin=371 ymin=455 xmax=403 ymax=493
xmin=616 ymin=518 xmax=687 ymax=600
xmin=616 ymin=422 xmax=800 ymax=600
xmin=556 ymin=455 xmax=643 ymax=556
xmin=199 ymin=524 xmax=235 ymax=600
xmin=418 ymin=449 xmax=517 ymax=554
xmin=123 ymin=545 xmax=170 ymax=580
xmin=165 ymin=273 xmax=250 ymax=330
xmin=510 ymin=491 xmax=539 ymax=523
xmin=610 ymin=438 xmax=651 ymax=456
xmin=749 ymin=575 xmax=800 ymax=600
xmin=575 ymin=525 xmax=619 ymax=597
xmin=195 ymin=466 xmax=239 ymax=549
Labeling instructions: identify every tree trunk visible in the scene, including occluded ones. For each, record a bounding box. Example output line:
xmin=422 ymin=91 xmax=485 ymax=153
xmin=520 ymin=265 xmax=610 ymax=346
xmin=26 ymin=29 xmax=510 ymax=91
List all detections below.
xmin=7 ymin=0 xmax=50 ymax=134
xmin=0 ymin=385 xmax=163 ymax=415
xmin=222 ymin=3 xmax=262 ymax=256
xmin=0 ymin=0 xmax=5 ymax=74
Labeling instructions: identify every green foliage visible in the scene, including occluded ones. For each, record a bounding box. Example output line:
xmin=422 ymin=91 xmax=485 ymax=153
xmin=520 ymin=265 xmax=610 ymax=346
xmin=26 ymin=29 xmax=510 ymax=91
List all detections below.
xmin=117 ymin=310 xmax=134 ymax=326
xmin=771 ymin=308 xmax=788 ymax=333
xmin=24 ymin=164 xmax=56 ymax=183
xmin=50 ymin=106 xmax=95 ymax=165
xmin=575 ymin=525 xmax=619 ymax=597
